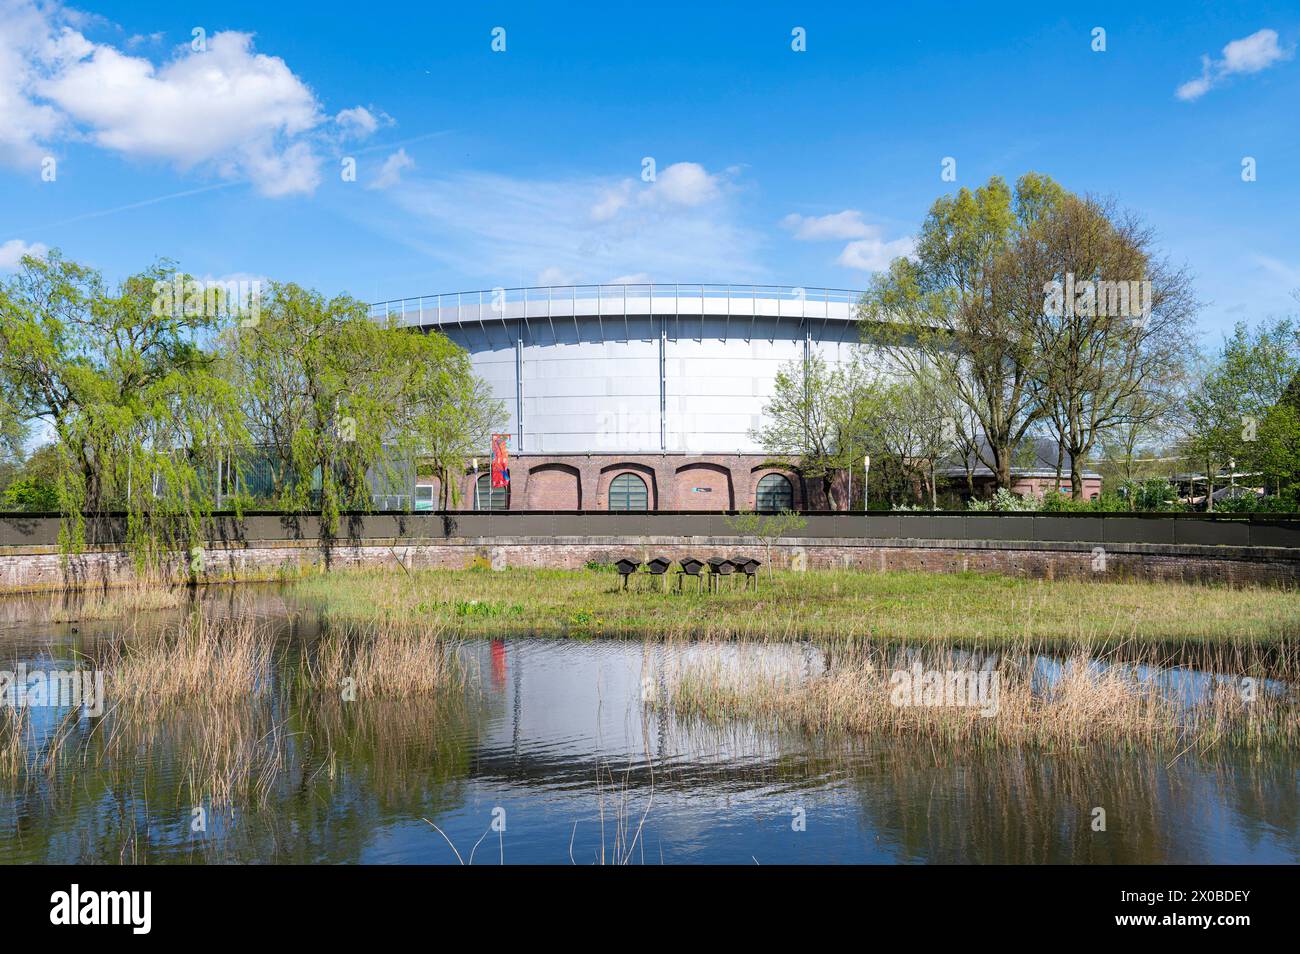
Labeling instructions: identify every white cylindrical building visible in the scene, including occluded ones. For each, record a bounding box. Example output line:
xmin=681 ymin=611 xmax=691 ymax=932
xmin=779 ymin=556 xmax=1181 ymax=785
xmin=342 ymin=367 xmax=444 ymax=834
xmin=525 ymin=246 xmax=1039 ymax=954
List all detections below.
xmin=372 ymin=284 xmax=867 ymax=511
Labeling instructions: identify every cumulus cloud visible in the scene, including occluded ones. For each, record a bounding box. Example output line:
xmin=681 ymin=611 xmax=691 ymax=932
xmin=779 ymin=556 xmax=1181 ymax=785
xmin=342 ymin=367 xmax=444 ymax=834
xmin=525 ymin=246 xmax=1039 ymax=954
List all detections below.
xmin=0 ymin=239 xmax=48 ymax=270
xmin=654 ymin=162 xmax=721 ymax=206
xmin=781 ymin=210 xmax=874 ymax=241
xmin=0 ymin=1 xmax=67 ymax=165
xmin=0 ymin=0 xmax=385 ymax=196
xmin=835 ymin=234 xmax=916 ymax=272
xmin=782 ymin=208 xmax=912 ymax=272
xmin=589 ymin=161 xmax=728 ymax=223
xmin=1176 ymin=28 xmax=1293 ymax=101
xmin=368 ymin=148 xmax=414 ymax=190
xmin=335 ymin=105 xmax=389 ymax=141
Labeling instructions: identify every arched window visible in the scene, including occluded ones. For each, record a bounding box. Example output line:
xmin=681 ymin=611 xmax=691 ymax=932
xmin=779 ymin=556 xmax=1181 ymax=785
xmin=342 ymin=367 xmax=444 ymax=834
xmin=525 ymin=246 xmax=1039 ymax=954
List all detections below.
xmin=755 ymin=473 xmax=794 ymax=511
xmin=475 ymin=473 xmax=508 ymax=511
xmin=608 ymin=472 xmax=649 ymax=511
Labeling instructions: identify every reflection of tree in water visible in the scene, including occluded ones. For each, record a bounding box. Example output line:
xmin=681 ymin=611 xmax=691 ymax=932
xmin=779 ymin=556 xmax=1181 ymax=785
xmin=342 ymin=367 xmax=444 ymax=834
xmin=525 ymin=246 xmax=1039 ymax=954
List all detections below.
xmin=0 ymin=673 xmax=489 ymax=865
xmin=843 ymin=743 xmax=1300 ymax=864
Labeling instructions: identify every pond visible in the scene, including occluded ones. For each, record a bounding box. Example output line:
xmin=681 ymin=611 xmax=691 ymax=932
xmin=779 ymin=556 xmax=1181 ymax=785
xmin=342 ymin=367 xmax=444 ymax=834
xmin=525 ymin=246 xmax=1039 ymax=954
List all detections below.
xmin=0 ymin=588 xmax=1296 ymax=864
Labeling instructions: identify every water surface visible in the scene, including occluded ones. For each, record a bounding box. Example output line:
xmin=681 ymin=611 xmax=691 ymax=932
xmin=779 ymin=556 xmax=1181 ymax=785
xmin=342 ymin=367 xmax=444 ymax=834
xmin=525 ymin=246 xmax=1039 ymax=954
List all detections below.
xmin=0 ymin=590 xmax=1296 ymax=864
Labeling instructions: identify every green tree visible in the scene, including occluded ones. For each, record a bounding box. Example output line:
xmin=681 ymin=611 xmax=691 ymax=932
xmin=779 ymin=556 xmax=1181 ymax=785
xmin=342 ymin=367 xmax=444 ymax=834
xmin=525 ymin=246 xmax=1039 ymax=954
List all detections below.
xmin=863 ymin=174 xmax=1062 ymax=492
xmin=0 ymin=250 xmax=246 ymax=562
xmin=865 ymin=367 xmax=957 ymax=508
xmin=750 ymin=352 xmax=880 ymax=510
xmin=1026 ymin=193 xmax=1196 ymax=498
xmin=725 ymin=509 xmax=807 ymax=572
xmin=0 ymin=443 xmax=61 ymax=511
xmin=1185 ymin=318 xmax=1300 ymax=508
xmin=222 ymin=281 xmax=503 ymax=531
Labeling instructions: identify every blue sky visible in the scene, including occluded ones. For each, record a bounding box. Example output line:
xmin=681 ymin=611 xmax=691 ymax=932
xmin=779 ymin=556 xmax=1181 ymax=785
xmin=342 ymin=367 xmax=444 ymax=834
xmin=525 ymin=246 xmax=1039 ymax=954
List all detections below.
xmin=2 ymin=1 xmax=1297 ymax=342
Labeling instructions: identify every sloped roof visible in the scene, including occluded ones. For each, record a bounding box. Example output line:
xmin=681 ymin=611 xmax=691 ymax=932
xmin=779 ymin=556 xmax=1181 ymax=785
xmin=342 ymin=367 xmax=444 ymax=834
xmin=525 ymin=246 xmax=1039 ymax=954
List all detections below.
xmin=937 ymin=437 xmax=1102 ymax=479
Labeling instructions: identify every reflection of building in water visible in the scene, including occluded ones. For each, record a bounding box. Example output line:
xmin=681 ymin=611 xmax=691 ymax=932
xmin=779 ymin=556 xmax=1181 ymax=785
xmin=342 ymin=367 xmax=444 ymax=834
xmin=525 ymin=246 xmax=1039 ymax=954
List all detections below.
xmin=461 ymin=639 xmax=822 ymax=781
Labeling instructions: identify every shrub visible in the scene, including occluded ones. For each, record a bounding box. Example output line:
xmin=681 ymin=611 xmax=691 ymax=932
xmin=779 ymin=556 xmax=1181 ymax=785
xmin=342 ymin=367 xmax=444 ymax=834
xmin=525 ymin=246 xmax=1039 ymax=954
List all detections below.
xmin=1 ymin=476 xmax=59 ymax=511
xmin=967 ymin=488 xmax=1040 ymax=512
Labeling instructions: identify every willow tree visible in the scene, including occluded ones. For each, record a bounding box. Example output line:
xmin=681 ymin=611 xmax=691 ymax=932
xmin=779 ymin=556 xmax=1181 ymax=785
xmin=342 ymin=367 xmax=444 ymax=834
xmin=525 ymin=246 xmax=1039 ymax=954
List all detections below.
xmin=222 ymin=282 xmax=502 ymax=534
xmin=0 ymin=250 xmax=247 ymax=566
xmin=401 ymin=340 xmax=505 ymax=510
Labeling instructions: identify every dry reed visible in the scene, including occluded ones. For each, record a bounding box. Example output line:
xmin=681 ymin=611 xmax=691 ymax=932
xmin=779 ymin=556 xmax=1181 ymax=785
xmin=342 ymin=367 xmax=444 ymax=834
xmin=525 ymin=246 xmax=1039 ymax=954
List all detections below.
xmin=663 ymin=640 xmax=1299 ymax=752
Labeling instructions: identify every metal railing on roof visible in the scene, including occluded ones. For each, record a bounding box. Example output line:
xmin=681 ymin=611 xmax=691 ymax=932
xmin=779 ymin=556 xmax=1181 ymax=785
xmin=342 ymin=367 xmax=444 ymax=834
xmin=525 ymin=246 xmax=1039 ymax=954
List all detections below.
xmin=367 ymin=283 xmax=869 ymax=327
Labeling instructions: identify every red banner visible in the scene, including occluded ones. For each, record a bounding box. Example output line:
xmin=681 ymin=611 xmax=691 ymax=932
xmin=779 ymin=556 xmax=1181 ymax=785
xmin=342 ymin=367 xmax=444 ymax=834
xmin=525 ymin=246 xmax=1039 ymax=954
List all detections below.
xmin=490 ymin=434 xmax=510 ymax=488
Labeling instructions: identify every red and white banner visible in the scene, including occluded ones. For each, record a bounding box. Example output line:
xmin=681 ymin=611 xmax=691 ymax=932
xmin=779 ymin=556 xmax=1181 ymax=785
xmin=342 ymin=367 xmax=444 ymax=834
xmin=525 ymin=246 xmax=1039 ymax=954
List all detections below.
xmin=490 ymin=434 xmax=510 ymax=488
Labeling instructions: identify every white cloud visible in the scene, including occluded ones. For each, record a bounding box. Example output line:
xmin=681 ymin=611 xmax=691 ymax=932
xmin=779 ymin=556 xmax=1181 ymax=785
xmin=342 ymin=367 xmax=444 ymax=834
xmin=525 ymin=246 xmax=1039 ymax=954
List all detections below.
xmin=0 ymin=239 xmax=48 ymax=270
xmin=591 ymin=180 xmax=633 ymax=222
xmin=781 ymin=210 xmax=874 ymax=241
xmin=368 ymin=148 xmax=414 ymax=190
xmin=335 ymin=105 xmax=388 ymax=141
xmin=608 ymin=272 xmax=653 ymax=284
xmin=835 ymin=235 xmax=916 ymax=272
xmin=364 ymin=165 xmax=761 ymax=287
xmin=654 ymin=162 xmax=720 ymax=206
xmin=1222 ymin=29 xmax=1291 ymax=73
xmin=780 ymin=208 xmax=912 ymax=272
xmin=1176 ymin=59 xmax=1214 ymax=102
xmin=589 ymin=162 xmax=727 ymax=222
xmin=0 ymin=1 xmax=383 ymax=196
xmin=125 ymin=32 xmax=164 ymax=49
xmin=0 ymin=1 xmax=67 ymax=165
xmin=1176 ymin=28 xmax=1293 ymax=101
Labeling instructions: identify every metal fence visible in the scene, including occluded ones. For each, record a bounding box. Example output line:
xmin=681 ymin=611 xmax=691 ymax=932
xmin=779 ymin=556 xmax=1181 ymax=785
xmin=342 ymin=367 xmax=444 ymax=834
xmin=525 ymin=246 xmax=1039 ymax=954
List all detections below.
xmin=368 ymin=283 xmax=866 ymax=328
xmin=3 ymin=512 xmax=1299 ymax=551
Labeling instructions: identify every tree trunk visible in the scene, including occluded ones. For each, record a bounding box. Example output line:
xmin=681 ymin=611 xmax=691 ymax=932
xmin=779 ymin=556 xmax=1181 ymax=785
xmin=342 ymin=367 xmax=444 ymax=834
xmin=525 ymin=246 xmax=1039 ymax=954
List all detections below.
xmin=822 ymin=473 xmax=839 ymax=512
xmin=995 ymin=452 xmax=1013 ymax=494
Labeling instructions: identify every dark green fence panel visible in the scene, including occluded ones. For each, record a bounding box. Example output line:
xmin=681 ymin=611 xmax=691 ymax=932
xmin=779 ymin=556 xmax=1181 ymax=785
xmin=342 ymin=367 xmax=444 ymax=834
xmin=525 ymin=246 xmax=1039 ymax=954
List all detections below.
xmin=4 ymin=511 xmax=1300 ymax=551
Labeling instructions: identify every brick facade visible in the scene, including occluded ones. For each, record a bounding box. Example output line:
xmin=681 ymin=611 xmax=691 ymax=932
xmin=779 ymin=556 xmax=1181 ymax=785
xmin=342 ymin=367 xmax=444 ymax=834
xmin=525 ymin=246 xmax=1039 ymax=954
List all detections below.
xmin=422 ymin=453 xmax=815 ymax=511
xmin=421 ymin=453 xmax=1112 ymax=512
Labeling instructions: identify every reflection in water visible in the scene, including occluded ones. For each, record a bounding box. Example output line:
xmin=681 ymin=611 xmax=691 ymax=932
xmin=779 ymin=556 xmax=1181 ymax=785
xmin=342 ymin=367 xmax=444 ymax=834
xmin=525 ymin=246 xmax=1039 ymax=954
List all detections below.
xmin=0 ymin=590 xmax=1296 ymax=864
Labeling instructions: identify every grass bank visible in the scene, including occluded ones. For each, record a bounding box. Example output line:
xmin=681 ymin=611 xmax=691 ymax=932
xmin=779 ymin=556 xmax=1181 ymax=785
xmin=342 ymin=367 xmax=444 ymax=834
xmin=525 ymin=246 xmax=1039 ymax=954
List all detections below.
xmin=288 ymin=566 xmax=1300 ymax=646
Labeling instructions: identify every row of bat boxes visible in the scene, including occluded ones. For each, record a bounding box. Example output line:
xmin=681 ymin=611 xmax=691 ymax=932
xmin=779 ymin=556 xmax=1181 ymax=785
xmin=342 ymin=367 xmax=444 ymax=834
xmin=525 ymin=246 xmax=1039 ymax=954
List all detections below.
xmin=615 ymin=556 xmax=762 ymax=577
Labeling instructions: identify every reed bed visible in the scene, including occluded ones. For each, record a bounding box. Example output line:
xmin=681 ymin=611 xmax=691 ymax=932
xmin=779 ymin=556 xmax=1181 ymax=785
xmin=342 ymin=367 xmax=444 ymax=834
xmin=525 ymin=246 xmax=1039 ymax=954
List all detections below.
xmin=303 ymin=619 xmax=464 ymax=700
xmin=290 ymin=566 xmax=1300 ymax=647
xmin=49 ymin=580 xmax=185 ymax=622
xmin=661 ymin=639 xmax=1300 ymax=752
xmin=102 ymin=611 xmax=275 ymax=708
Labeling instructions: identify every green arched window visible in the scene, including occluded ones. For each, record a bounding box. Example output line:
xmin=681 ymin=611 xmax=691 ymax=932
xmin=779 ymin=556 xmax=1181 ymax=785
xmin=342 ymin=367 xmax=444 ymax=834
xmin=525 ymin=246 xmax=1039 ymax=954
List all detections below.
xmin=608 ymin=472 xmax=649 ymax=511
xmin=475 ymin=473 xmax=509 ymax=511
xmin=755 ymin=473 xmax=794 ymax=511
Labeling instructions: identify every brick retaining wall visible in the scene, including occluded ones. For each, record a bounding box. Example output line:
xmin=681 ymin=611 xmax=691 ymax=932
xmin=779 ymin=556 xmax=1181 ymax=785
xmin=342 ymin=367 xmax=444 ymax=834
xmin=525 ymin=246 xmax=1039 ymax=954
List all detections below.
xmin=1 ymin=535 xmax=1297 ymax=593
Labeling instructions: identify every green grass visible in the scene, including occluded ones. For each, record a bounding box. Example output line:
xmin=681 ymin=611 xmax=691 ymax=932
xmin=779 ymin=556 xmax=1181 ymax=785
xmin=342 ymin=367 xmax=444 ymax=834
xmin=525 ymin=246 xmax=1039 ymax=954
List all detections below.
xmin=287 ymin=567 xmax=1300 ymax=646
